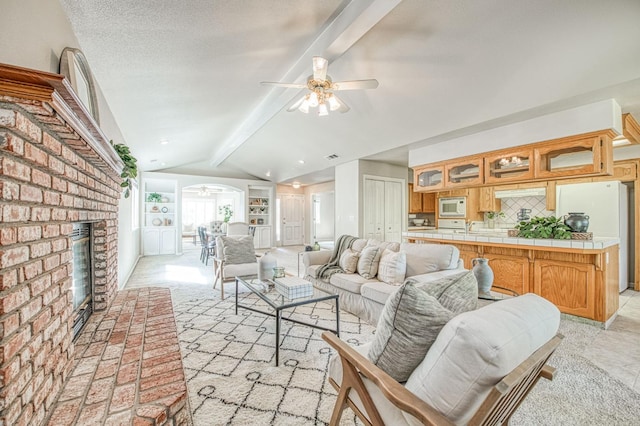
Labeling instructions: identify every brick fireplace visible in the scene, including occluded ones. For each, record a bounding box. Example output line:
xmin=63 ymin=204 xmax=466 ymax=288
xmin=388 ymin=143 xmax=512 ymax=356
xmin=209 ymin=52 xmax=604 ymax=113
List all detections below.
xmin=0 ymin=64 xmax=123 ymax=425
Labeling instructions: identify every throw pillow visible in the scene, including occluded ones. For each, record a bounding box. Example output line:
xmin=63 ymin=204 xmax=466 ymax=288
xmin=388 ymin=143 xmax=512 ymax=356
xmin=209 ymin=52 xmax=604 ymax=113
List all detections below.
xmin=357 ymin=246 xmax=382 ymax=279
xmin=219 ymin=236 xmax=257 ymax=264
xmin=338 ymin=248 xmax=360 ymax=274
xmin=420 ymin=270 xmax=478 ymax=314
xmin=377 ymin=249 xmax=407 ymax=285
xmin=368 ymin=282 xmax=454 ymax=382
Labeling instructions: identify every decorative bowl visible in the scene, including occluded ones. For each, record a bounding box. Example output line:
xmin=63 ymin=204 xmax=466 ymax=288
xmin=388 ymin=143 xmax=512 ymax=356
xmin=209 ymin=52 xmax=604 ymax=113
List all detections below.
xmin=413 ymin=219 xmax=425 ymax=226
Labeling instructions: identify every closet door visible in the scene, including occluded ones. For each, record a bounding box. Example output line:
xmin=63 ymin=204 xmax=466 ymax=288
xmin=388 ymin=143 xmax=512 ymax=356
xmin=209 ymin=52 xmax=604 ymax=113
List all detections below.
xmin=364 ymin=179 xmax=385 ymax=240
xmin=384 ymin=181 xmax=402 ymax=243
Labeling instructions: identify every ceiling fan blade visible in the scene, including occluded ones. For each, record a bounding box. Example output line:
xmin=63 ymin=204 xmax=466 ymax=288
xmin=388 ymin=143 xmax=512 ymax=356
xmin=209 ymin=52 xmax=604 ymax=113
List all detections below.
xmin=286 ymin=96 xmax=306 ymax=112
xmin=331 ymin=79 xmax=379 ymax=91
xmin=333 ymin=94 xmax=350 ymax=113
xmin=312 ymin=56 xmax=328 ymax=81
xmin=260 ymin=81 xmax=307 ymax=89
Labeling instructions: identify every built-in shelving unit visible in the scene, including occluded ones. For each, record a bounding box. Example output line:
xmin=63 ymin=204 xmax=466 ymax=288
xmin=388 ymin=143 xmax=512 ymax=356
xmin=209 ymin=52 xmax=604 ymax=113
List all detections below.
xmin=143 ymin=179 xmax=177 ymax=255
xmin=248 ymin=186 xmax=272 ymax=249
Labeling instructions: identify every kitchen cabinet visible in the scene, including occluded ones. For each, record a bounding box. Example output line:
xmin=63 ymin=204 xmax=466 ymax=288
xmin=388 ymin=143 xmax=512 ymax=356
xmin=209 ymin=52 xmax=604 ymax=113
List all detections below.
xmin=422 ymin=192 xmax=436 ymax=212
xmin=477 ymin=187 xmax=501 ymax=212
xmin=612 ymin=160 xmax=637 ymax=181
xmin=534 ymin=134 xmax=612 ymax=179
xmin=414 ymin=165 xmax=444 ymax=191
xmin=486 ymin=254 xmax=530 ymax=295
xmin=484 ymin=149 xmax=534 ymax=184
xmin=444 ymin=157 xmax=483 ymax=187
xmin=409 ymin=184 xmax=436 ymax=213
xmin=533 ymin=259 xmax=595 ymax=319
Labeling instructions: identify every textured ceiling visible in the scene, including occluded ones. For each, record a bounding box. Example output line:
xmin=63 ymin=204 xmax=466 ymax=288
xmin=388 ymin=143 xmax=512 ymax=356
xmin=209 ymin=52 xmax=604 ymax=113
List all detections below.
xmin=59 ymin=0 xmax=640 ymax=186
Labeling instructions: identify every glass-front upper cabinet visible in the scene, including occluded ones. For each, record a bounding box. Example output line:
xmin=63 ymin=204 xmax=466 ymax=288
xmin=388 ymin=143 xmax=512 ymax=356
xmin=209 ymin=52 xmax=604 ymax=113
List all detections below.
xmin=444 ymin=158 xmax=483 ymax=187
xmin=414 ymin=165 xmax=444 ymax=191
xmin=534 ymin=135 xmax=609 ymax=179
xmin=484 ymin=149 xmax=534 ymax=184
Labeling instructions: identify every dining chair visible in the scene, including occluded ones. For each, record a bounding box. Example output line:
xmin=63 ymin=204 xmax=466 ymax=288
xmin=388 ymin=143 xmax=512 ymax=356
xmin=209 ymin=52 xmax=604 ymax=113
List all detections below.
xmin=226 ymin=222 xmax=250 ymax=236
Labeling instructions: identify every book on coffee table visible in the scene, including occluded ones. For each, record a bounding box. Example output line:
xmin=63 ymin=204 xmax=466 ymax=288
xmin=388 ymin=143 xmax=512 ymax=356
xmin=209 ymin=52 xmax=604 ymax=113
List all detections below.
xmin=274 ymin=277 xmax=313 ymax=299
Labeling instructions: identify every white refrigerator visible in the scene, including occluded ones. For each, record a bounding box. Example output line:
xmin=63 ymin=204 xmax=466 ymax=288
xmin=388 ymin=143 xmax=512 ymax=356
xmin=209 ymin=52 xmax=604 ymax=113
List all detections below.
xmin=555 ymin=181 xmax=629 ymax=292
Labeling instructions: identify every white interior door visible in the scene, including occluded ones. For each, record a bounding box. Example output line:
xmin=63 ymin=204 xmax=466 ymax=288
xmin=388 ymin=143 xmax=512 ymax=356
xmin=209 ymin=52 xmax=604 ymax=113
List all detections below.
xmin=281 ymin=194 xmax=304 ymax=245
xmin=364 ymin=179 xmax=385 ymax=240
xmin=384 ymin=181 xmax=402 ymax=242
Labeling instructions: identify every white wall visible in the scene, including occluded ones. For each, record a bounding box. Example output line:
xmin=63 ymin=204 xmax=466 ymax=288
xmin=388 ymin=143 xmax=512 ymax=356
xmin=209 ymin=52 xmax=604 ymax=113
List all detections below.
xmin=1 ymin=0 xmax=139 ymax=289
xmin=409 ymin=99 xmax=623 ymax=167
xmin=335 ymin=161 xmax=360 ymax=238
xmin=304 ymin=181 xmax=335 ymax=244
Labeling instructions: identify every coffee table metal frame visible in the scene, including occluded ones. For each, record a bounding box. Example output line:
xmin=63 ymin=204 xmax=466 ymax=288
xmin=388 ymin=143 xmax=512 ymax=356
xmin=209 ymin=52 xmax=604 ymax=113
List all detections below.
xmin=235 ymin=276 xmax=340 ymax=366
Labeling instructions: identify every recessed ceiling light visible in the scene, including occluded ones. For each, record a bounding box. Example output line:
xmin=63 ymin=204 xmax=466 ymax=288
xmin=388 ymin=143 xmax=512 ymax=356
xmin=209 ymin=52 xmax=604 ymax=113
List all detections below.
xmin=298 ymin=160 xmax=305 ymax=164
xmin=160 ymin=139 xmax=169 ymax=145
xmin=265 ymin=171 xmax=271 ymax=177
xmin=161 ymin=162 xmax=166 ymax=166
xmin=292 ymin=182 xmax=301 ymax=189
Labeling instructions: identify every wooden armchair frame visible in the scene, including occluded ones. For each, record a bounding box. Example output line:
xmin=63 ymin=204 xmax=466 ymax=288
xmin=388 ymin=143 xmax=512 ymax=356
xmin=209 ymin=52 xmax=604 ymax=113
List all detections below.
xmin=322 ymin=331 xmax=563 ymax=426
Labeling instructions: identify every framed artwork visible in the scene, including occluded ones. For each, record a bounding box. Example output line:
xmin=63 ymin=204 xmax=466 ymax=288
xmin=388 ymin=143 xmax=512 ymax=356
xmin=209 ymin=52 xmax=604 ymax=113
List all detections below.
xmin=59 ymin=47 xmax=100 ymax=124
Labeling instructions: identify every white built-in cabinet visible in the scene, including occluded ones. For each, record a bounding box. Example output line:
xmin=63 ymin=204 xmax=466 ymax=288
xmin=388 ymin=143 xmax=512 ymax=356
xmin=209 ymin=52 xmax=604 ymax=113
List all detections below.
xmin=248 ymin=186 xmax=273 ymax=249
xmin=363 ymin=177 xmax=403 ymax=242
xmin=143 ymin=179 xmax=177 ymax=255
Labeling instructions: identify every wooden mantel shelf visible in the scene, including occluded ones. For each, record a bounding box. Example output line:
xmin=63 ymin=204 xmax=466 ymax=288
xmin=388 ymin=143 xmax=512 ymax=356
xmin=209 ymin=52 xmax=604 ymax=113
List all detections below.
xmin=0 ymin=62 xmax=123 ymax=174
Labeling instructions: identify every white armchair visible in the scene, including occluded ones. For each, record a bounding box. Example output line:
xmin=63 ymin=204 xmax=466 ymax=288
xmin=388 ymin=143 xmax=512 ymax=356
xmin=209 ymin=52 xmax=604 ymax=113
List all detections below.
xmin=212 ymin=235 xmax=258 ymax=299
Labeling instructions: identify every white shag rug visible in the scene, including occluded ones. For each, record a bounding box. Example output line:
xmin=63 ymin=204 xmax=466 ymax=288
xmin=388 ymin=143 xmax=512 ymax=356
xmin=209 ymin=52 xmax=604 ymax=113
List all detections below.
xmin=173 ymin=292 xmax=640 ymax=425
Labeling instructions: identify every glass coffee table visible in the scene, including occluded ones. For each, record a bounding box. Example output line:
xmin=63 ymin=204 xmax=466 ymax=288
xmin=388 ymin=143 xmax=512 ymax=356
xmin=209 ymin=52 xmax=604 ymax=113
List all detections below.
xmin=235 ymin=276 xmax=340 ymax=366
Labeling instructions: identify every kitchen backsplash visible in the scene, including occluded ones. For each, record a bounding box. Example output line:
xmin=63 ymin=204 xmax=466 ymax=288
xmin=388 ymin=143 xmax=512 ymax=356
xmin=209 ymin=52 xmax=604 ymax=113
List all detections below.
xmin=493 ymin=196 xmax=555 ymax=226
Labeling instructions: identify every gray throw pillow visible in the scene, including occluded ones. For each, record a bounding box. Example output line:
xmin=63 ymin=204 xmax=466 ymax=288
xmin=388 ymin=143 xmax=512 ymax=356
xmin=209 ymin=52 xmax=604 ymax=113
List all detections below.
xmin=420 ymin=270 xmax=478 ymax=314
xmin=220 ymin=236 xmax=257 ymax=264
xmin=368 ymin=282 xmax=454 ymax=382
xmin=357 ymin=246 xmax=381 ymax=279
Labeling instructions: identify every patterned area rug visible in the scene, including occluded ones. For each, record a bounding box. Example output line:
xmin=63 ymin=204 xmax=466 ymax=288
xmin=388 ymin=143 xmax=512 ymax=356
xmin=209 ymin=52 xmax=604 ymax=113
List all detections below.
xmin=174 ymin=292 xmax=375 ymax=425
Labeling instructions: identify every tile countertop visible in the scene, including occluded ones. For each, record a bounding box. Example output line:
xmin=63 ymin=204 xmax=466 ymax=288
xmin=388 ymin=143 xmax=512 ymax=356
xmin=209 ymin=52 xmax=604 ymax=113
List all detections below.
xmin=402 ymin=230 xmax=620 ymax=250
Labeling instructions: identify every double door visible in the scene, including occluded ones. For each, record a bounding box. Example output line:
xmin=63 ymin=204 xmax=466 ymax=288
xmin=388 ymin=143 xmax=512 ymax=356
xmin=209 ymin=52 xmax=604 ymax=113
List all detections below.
xmin=364 ymin=178 xmax=403 ymax=242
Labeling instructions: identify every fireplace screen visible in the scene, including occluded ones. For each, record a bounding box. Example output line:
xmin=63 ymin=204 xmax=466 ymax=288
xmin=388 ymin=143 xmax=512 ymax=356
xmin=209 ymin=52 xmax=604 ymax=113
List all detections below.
xmin=71 ymin=222 xmax=93 ymax=339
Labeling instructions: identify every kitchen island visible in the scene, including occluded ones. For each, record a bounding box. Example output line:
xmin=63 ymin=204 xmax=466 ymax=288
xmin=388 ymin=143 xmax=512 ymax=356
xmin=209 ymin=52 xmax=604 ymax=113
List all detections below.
xmin=403 ymin=231 xmax=620 ymax=326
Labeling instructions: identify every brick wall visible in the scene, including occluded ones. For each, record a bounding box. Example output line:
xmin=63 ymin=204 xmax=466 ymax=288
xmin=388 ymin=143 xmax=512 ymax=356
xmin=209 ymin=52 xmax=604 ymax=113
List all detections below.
xmin=0 ymin=94 xmax=122 ymax=425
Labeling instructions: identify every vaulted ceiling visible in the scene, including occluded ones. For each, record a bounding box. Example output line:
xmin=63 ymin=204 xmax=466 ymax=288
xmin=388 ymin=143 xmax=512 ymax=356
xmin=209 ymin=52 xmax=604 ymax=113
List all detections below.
xmin=59 ymin=0 xmax=640 ymax=186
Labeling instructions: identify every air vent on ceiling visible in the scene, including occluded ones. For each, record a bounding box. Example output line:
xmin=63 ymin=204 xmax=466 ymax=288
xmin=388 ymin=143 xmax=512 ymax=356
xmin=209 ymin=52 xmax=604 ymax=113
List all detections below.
xmin=325 ymin=154 xmax=339 ymax=160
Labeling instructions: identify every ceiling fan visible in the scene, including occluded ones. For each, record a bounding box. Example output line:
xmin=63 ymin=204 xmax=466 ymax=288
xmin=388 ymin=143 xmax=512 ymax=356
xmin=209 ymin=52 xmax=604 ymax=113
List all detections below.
xmin=260 ymin=56 xmax=379 ymax=116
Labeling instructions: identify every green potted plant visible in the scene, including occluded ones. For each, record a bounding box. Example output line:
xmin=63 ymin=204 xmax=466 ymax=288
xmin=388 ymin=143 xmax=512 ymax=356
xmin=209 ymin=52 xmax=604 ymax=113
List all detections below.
xmin=146 ymin=192 xmax=162 ymax=203
xmin=110 ymin=140 xmax=138 ymax=198
xmin=514 ymin=216 xmax=572 ymax=239
xmin=219 ymin=204 xmax=234 ymax=223
xmin=486 ymin=211 xmax=505 ymax=228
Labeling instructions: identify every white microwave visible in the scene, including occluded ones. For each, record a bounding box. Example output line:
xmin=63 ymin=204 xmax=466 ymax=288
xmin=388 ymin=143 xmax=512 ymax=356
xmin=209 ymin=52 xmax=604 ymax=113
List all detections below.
xmin=439 ymin=197 xmax=466 ymax=218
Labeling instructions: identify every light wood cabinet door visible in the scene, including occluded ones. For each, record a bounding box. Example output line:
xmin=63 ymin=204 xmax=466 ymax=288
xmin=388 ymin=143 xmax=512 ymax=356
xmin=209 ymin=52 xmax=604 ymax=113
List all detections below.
xmin=414 ymin=166 xmax=444 ymax=191
xmin=534 ymin=136 xmax=607 ymax=179
xmin=612 ymin=161 xmax=638 ymax=181
xmin=408 ymin=184 xmax=423 ymax=213
xmin=422 ymin=192 xmax=436 ymax=213
xmin=484 ymin=149 xmax=534 ymax=184
xmin=533 ymin=259 xmax=595 ymax=319
xmin=477 ymin=187 xmax=501 ymax=212
xmin=444 ymin=157 xmax=483 ymax=187
xmin=486 ymin=254 xmax=529 ymax=295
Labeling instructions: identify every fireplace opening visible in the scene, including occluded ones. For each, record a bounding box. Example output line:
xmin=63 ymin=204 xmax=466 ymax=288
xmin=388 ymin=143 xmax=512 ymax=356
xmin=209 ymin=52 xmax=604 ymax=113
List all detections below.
xmin=71 ymin=222 xmax=94 ymax=340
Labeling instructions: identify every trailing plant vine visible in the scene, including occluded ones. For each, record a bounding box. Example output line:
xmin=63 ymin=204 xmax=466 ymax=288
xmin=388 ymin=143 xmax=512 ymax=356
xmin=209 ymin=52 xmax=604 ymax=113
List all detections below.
xmin=110 ymin=141 xmax=138 ymax=198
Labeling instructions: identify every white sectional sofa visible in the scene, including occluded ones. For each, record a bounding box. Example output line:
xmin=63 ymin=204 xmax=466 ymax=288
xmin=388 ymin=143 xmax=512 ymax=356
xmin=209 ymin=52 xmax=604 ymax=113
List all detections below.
xmin=302 ymin=238 xmax=467 ymax=325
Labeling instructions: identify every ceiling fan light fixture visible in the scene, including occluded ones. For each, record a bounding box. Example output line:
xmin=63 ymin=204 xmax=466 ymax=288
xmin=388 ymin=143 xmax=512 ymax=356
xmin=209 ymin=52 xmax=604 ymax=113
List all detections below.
xmin=318 ymin=102 xmax=329 ymax=116
xmin=308 ymin=92 xmax=319 ymax=107
xmin=327 ymin=94 xmax=340 ymax=111
xmin=298 ymin=98 xmax=310 ymax=114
